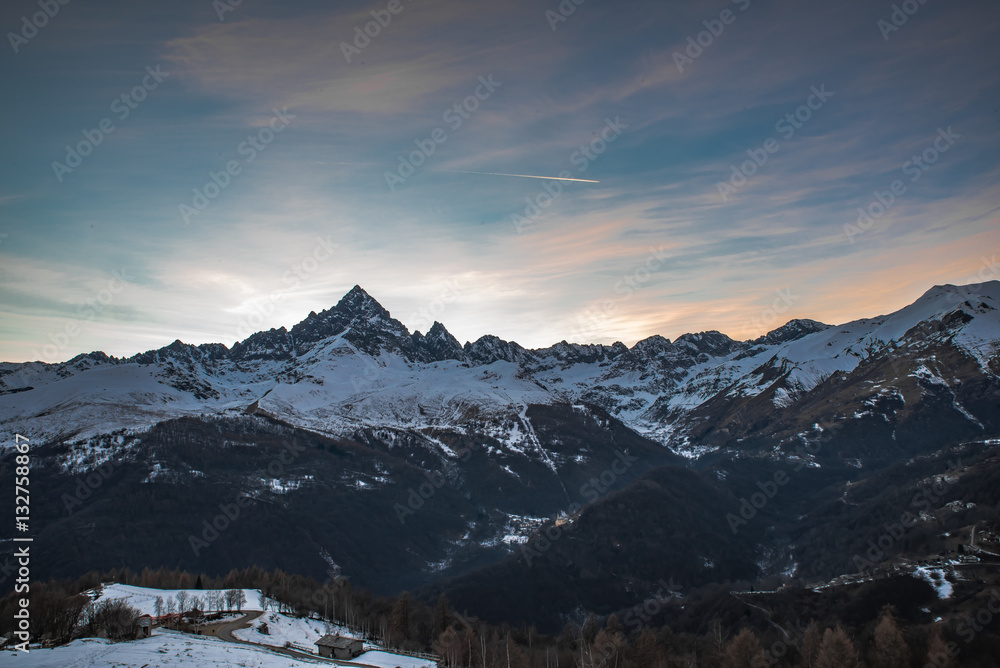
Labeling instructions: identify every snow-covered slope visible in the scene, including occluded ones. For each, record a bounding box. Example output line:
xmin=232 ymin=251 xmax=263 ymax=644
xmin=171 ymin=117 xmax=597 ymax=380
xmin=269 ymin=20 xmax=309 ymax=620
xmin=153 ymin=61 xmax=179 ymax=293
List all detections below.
xmin=0 ymin=631 xmax=316 ymax=668
xmin=0 ymin=629 xmax=436 ymax=668
xmin=233 ymin=611 xmax=345 ymax=649
xmin=93 ymin=584 xmax=266 ymax=615
xmin=2 ymin=282 xmax=998 ymax=460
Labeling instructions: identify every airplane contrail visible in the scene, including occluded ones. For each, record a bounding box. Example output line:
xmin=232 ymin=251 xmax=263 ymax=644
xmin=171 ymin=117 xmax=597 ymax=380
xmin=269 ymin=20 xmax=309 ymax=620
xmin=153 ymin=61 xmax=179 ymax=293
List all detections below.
xmin=439 ymin=170 xmax=599 ymax=183
xmin=325 ymin=162 xmax=599 ymax=183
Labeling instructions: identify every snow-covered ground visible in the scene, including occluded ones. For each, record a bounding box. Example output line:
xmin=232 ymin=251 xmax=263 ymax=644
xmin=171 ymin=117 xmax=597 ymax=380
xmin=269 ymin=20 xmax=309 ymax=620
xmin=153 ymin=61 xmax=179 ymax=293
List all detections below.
xmin=914 ymin=566 xmax=954 ymax=599
xmin=93 ymin=583 xmax=266 ymax=615
xmin=233 ymin=610 xmax=362 ymax=649
xmin=0 ymin=630 xmax=317 ymax=667
xmin=67 ymin=585 xmax=434 ymax=667
xmin=0 ymin=631 xmax=439 ymax=668
xmin=355 ymin=650 xmax=437 ymax=668
xmin=2 ymin=280 xmax=997 ymax=456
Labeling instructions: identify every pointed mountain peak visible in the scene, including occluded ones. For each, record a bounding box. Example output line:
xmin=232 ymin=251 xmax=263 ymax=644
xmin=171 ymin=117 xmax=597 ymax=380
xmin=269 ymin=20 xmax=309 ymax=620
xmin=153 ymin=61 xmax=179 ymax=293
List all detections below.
xmin=631 ymin=334 xmax=672 ymax=353
xmin=427 ymin=321 xmax=453 ymax=339
xmin=345 ymin=284 xmax=371 ymax=300
xmin=752 ymin=319 xmax=830 ymax=346
xmin=465 ymin=334 xmax=532 ymax=365
xmin=674 ymin=330 xmax=740 ymax=355
xmin=416 ymin=321 xmax=465 ymax=361
xmin=286 ymin=286 xmax=415 ymax=358
xmin=916 ymin=281 xmax=1000 ymax=308
xmin=335 ymin=285 xmax=385 ymax=315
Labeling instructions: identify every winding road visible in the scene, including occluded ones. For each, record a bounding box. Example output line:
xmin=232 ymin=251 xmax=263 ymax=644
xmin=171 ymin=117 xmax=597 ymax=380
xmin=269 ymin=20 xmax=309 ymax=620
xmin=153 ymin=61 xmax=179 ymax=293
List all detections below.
xmin=197 ymin=610 xmax=381 ymax=667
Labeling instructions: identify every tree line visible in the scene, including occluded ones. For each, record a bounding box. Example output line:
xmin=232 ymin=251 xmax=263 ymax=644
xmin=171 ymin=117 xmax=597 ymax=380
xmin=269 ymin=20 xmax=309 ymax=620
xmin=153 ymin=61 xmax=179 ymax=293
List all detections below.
xmin=1 ymin=564 xmax=997 ymax=666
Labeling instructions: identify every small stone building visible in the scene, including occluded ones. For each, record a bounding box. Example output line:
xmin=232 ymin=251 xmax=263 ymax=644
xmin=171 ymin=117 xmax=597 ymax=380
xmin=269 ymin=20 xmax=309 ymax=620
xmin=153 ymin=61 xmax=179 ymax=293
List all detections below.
xmin=316 ymin=634 xmax=363 ymax=659
xmin=136 ymin=615 xmax=153 ymax=638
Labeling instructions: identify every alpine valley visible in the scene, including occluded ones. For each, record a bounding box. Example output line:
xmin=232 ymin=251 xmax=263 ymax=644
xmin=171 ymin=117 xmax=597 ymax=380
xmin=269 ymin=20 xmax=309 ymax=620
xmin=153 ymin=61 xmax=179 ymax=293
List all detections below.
xmin=2 ymin=281 xmax=999 ymax=633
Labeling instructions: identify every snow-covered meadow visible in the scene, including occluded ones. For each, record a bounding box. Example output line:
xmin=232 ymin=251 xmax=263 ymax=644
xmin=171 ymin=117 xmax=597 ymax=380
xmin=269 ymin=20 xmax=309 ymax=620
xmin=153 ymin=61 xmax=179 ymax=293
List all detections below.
xmin=93 ymin=583 xmax=266 ymax=616
xmin=0 ymin=585 xmax=435 ymax=667
xmin=0 ymin=630 xmax=319 ymax=667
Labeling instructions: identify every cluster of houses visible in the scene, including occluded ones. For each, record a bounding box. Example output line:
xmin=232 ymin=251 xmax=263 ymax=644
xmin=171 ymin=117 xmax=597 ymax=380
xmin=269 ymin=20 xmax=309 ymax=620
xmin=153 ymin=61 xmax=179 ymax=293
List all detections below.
xmin=135 ymin=611 xmax=367 ymax=661
xmin=135 ymin=608 xmax=220 ymax=638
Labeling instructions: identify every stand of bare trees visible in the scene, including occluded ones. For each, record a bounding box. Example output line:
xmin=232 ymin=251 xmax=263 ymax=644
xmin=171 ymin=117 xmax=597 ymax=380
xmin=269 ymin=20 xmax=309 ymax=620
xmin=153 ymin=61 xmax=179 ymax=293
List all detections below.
xmin=2 ymin=565 xmax=999 ymax=667
xmin=85 ymin=599 xmax=141 ymax=640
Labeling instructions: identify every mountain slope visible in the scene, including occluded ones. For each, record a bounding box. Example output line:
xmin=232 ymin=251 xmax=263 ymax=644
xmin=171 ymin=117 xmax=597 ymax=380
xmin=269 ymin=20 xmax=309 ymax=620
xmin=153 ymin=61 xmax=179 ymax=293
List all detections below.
xmin=1 ymin=280 xmax=999 ymax=631
xmin=3 ymin=283 xmax=997 ymax=462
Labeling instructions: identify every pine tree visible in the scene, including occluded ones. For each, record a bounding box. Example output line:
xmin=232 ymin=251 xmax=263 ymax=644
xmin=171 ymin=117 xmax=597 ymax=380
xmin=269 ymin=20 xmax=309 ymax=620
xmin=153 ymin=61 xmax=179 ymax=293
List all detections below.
xmin=724 ymin=628 xmax=767 ymax=668
xmin=633 ymin=628 xmax=663 ymax=667
xmin=433 ymin=594 xmax=451 ymax=636
xmin=581 ymin=613 xmax=599 ymax=645
xmin=591 ymin=628 xmax=624 ymax=667
xmin=869 ymin=606 xmax=910 ymax=668
xmin=605 ymin=613 xmax=623 ymax=635
xmin=798 ymin=621 xmax=823 ymax=667
xmin=435 ymin=626 xmax=462 ymax=666
xmin=924 ymin=625 xmax=955 ymax=668
xmin=815 ymin=626 xmax=860 ymax=668
xmin=389 ymin=592 xmax=412 ymax=647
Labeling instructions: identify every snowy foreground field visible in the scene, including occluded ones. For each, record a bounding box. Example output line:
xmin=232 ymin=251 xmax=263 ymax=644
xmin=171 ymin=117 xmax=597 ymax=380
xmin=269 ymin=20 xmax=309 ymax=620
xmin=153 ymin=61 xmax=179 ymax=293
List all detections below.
xmin=0 ymin=585 xmax=435 ymax=668
xmin=93 ymin=583 xmax=269 ymax=615
xmin=233 ymin=610 xmax=359 ymax=649
xmin=0 ymin=631 xmax=319 ymax=667
xmin=0 ymin=633 xmax=436 ymax=668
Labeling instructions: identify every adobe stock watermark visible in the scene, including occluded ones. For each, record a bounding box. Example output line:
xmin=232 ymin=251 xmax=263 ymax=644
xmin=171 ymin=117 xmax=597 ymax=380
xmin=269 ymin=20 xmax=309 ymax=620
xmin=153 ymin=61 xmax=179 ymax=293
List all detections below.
xmin=716 ymin=85 xmax=834 ymax=202
xmin=228 ymin=236 xmax=338 ymax=343
xmin=188 ymin=439 xmax=307 ymax=556
xmin=62 ymin=458 xmax=124 ymax=516
xmin=188 ymin=494 xmax=257 ymax=557
xmin=925 ymin=589 xmax=1000 ymax=667
xmin=6 ymin=0 xmax=71 ymax=55
xmin=673 ymin=0 xmax=752 ymax=73
xmin=511 ymin=116 xmax=627 ymax=233
xmin=728 ymin=416 xmax=845 ymax=535
xmin=852 ymin=458 xmax=962 ymax=575
xmin=393 ymin=446 xmax=472 ymax=525
xmin=946 ymin=253 xmax=999 ymax=306
xmin=877 ymin=0 xmax=931 ymax=41
xmin=52 ymin=65 xmax=169 ymax=182
xmin=347 ymin=340 xmax=388 ymax=392
xmin=179 ymin=107 xmax=296 ymax=224
xmin=520 ymin=450 xmax=639 ymax=566
xmin=621 ymin=578 xmax=683 ymax=633
xmin=384 ymin=75 xmax=502 ymax=192
xmin=844 ymin=126 xmax=959 ymax=244
xmin=28 ymin=269 xmax=133 ymax=363
xmin=741 ymin=288 xmax=798 ymax=338
xmin=213 ymin=0 xmax=243 ymax=22
xmin=726 ymin=469 xmax=793 ymax=534
xmin=340 ymin=0 xmax=413 ymax=63
xmin=545 ymin=0 xmax=586 ymax=31
xmin=752 ymin=619 xmax=810 ymax=667
xmin=568 ymin=246 xmax=669 ymax=342
xmin=408 ymin=277 xmax=466 ymax=334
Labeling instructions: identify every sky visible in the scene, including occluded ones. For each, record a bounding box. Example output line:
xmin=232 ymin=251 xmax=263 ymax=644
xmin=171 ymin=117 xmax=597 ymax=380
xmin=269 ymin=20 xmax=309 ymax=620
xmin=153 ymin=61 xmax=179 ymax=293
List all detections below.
xmin=0 ymin=0 xmax=998 ymax=363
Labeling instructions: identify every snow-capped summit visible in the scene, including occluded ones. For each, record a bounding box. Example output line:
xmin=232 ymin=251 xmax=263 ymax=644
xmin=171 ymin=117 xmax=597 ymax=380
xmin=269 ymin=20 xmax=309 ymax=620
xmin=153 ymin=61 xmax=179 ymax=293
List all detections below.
xmin=1 ymin=281 xmax=998 ymax=461
xmin=753 ymin=319 xmax=831 ymax=346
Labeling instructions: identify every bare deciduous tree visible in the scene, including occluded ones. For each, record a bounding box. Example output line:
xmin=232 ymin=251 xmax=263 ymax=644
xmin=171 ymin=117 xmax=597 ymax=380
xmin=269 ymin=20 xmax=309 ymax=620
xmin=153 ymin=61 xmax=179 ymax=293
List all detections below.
xmin=90 ymin=599 xmax=140 ymax=640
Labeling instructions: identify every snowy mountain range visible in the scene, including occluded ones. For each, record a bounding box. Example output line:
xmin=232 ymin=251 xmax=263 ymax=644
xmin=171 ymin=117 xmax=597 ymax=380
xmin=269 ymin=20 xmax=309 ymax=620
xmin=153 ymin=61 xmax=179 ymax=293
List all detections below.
xmin=2 ymin=280 xmax=999 ymax=629
xmin=3 ymin=281 xmax=999 ymax=464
